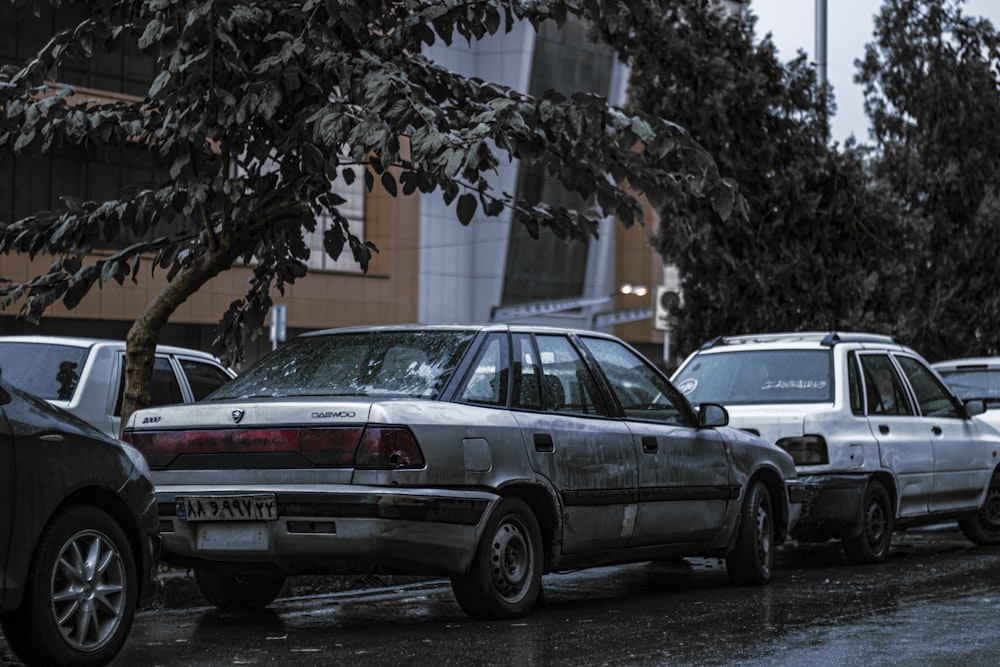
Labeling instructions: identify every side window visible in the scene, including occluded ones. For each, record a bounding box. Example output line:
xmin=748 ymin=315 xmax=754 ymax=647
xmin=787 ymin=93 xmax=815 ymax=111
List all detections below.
xmin=456 ymin=335 xmax=508 ymax=407
xmin=848 ymin=352 xmax=864 ymax=415
xmin=535 ymin=335 xmax=608 ymax=416
xmin=512 ymin=334 xmax=542 ymax=410
xmin=895 ymin=355 xmax=963 ymax=419
xmin=859 ymin=353 xmax=914 ymax=416
xmin=114 ymin=356 xmax=184 ymax=416
xmin=580 ymin=336 xmax=690 ymax=425
xmin=180 ymin=359 xmax=232 ymax=401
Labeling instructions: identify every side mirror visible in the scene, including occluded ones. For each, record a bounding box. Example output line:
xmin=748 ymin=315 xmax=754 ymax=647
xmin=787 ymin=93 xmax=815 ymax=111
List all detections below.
xmin=698 ymin=403 xmax=729 ymax=428
xmin=965 ymin=399 xmax=987 ymax=418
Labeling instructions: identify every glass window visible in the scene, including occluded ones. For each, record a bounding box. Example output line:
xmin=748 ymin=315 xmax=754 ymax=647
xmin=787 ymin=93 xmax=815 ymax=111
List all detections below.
xmin=304 ymin=162 xmax=366 ymax=273
xmin=0 ymin=343 xmax=90 ymax=400
xmin=673 ymin=350 xmax=833 ymax=406
xmin=179 ymin=359 xmax=232 ymax=401
xmin=535 ymin=335 xmax=608 ymax=417
xmin=581 ymin=336 xmax=689 ymax=425
xmin=936 ymin=367 xmax=1000 ymax=400
xmin=848 ymin=352 xmax=865 ymax=415
xmin=211 ymin=330 xmax=476 ymax=400
xmin=457 ymin=334 xmax=508 ymax=407
xmin=895 ymin=355 xmax=962 ymax=419
xmin=859 ymin=354 xmax=914 ymax=416
xmin=511 ymin=334 xmax=542 ymax=410
xmin=114 ymin=356 xmax=184 ymax=416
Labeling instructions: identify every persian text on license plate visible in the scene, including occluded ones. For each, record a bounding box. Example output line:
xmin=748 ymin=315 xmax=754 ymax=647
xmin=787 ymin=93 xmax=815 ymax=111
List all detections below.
xmin=176 ymin=494 xmax=277 ymax=522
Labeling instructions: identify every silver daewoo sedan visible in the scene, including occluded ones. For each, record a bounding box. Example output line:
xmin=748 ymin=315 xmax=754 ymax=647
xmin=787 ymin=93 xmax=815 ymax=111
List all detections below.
xmin=124 ymin=325 xmax=801 ymax=619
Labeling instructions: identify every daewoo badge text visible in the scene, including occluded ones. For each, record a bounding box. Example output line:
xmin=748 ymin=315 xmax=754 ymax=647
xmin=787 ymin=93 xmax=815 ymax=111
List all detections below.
xmin=312 ymin=411 xmax=356 ymax=419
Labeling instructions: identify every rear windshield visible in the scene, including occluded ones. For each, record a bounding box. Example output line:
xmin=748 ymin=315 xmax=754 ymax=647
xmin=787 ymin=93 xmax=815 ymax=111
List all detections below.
xmin=936 ymin=368 xmax=1000 ymax=400
xmin=673 ymin=349 xmax=834 ymax=405
xmin=0 ymin=343 xmax=90 ymax=400
xmin=210 ymin=330 xmax=478 ymax=400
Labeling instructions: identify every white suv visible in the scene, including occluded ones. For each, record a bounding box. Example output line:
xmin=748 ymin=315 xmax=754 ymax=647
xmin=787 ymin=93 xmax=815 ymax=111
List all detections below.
xmin=672 ymin=331 xmax=1000 ymax=563
xmin=0 ymin=336 xmax=235 ymax=438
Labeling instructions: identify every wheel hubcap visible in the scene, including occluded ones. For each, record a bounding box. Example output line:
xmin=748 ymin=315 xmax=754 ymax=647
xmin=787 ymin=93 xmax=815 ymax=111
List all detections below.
xmin=756 ymin=503 xmax=773 ymax=576
xmin=865 ymin=499 xmax=887 ymax=550
xmin=489 ymin=519 xmax=532 ymax=603
xmin=982 ymin=488 xmax=1000 ymax=528
xmin=50 ymin=530 xmax=126 ymax=651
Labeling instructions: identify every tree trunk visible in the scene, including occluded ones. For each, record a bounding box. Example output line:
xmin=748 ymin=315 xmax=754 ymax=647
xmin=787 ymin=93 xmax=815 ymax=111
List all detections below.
xmin=119 ymin=244 xmax=243 ymax=437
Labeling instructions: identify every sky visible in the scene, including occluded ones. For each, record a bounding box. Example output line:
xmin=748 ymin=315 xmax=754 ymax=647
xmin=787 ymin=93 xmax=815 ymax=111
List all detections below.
xmin=749 ymin=0 xmax=1000 ymax=144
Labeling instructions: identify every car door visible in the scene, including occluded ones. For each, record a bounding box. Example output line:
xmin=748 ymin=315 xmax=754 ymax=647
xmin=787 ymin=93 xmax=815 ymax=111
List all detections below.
xmin=0 ymin=394 xmax=13 ymax=601
xmin=894 ymin=354 xmax=992 ymax=512
xmin=858 ymin=352 xmax=934 ymax=517
xmin=509 ymin=333 xmax=638 ymax=555
xmin=580 ymin=335 xmax=731 ymax=546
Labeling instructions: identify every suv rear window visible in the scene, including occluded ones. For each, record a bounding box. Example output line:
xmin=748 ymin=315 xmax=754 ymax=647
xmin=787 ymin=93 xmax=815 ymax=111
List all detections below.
xmin=0 ymin=343 xmax=90 ymax=400
xmin=674 ymin=349 xmax=833 ymax=405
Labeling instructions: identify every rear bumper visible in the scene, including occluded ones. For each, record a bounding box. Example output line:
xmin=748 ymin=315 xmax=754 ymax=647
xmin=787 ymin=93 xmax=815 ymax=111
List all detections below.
xmin=155 ymin=484 xmax=498 ymax=577
xmin=786 ymin=474 xmax=869 ymax=539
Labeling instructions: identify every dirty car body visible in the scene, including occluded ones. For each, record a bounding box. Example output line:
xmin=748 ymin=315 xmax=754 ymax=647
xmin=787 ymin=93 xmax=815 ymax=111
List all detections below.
xmin=125 ymin=325 xmax=800 ymax=619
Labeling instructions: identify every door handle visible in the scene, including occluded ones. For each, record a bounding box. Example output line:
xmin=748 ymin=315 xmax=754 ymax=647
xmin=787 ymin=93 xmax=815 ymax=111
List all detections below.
xmin=39 ymin=434 xmax=64 ymax=442
xmin=642 ymin=436 xmax=658 ymax=453
xmin=533 ymin=433 xmax=554 ymax=452
xmin=878 ymin=424 xmax=890 ymax=435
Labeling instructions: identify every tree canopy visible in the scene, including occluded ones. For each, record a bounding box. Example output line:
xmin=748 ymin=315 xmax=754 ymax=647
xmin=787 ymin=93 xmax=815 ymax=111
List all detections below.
xmin=0 ymin=0 xmax=740 ymax=425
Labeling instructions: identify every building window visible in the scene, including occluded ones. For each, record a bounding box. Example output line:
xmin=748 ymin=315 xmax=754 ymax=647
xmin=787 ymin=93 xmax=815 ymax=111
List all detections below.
xmin=304 ymin=165 xmax=366 ymax=273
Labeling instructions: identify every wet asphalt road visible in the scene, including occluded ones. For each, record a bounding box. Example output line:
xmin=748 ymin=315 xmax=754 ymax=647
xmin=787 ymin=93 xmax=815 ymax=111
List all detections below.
xmin=4 ymin=525 xmax=1000 ymax=666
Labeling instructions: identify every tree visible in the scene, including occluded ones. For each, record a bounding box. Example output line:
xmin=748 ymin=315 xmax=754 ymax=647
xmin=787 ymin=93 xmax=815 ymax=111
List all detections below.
xmin=0 ymin=0 xmax=740 ymax=430
xmin=594 ymin=0 xmax=921 ymax=359
xmin=858 ymin=0 xmax=1000 ymax=360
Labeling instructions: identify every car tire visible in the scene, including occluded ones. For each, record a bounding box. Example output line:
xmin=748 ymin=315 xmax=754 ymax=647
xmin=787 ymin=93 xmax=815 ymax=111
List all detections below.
xmin=726 ymin=480 xmax=774 ymax=585
xmin=193 ymin=567 xmax=287 ymax=610
xmin=959 ymin=476 xmax=1000 ymax=545
xmin=450 ymin=497 xmax=543 ymax=620
xmin=842 ymin=480 xmax=893 ymax=564
xmin=0 ymin=505 xmax=137 ymax=667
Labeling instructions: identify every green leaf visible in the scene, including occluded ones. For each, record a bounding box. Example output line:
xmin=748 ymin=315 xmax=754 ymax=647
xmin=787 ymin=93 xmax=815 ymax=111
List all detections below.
xmin=456 ymin=193 xmax=477 ymax=225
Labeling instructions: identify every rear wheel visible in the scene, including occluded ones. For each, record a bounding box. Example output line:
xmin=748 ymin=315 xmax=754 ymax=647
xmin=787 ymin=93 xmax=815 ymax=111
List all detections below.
xmin=193 ymin=567 xmax=286 ymax=610
xmin=450 ymin=497 xmax=543 ymax=619
xmin=842 ymin=480 xmax=893 ymax=564
xmin=726 ymin=480 xmax=774 ymax=585
xmin=959 ymin=478 xmax=1000 ymax=545
xmin=0 ymin=506 xmax=137 ymax=667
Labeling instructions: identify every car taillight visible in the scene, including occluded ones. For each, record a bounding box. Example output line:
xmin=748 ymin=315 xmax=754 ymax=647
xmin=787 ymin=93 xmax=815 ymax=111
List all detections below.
xmin=126 ymin=427 xmax=364 ymax=469
xmin=354 ymin=427 xmax=425 ymax=468
xmin=776 ymin=435 xmax=829 ymax=465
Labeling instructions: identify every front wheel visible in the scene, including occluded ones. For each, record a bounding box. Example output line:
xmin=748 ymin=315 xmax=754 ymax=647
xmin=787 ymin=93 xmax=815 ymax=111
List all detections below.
xmin=726 ymin=480 xmax=774 ymax=585
xmin=450 ymin=497 xmax=543 ymax=620
xmin=0 ymin=506 xmax=137 ymax=667
xmin=193 ymin=567 xmax=286 ymax=610
xmin=842 ymin=480 xmax=893 ymax=564
xmin=959 ymin=480 xmax=1000 ymax=545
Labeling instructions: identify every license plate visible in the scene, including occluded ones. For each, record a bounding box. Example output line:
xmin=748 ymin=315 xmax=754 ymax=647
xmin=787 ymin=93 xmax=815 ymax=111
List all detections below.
xmin=176 ymin=494 xmax=277 ymax=522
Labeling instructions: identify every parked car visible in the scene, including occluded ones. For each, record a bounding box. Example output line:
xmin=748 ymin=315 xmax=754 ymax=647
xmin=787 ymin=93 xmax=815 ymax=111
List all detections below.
xmin=672 ymin=331 xmax=1000 ymax=564
xmin=0 ymin=336 xmax=235 ymax=438
xmin=933 ymin=357 xmax=1000 ymax=430
xmin=0 ymin=377 xmax=159 ymax=667
xmin=123 ymin=324 xmax=801 ymax=619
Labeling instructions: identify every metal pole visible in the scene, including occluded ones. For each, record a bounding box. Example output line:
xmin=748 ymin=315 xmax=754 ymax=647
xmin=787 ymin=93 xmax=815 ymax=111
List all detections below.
xmin=815 ymin=0 xmax=828 ymax=89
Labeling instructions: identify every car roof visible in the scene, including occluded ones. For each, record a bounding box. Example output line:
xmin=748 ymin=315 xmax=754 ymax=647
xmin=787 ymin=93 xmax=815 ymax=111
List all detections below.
xmin=933 ymin=357 xmax=1000 ymax=370
xmin=0 ymin=334 xmax=224 ymax=362
xmin=298 ymin=323 xmax=621 ymax=339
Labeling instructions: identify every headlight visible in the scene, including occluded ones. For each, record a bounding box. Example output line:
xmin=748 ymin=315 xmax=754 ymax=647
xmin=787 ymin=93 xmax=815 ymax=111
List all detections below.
xmin=776 ymin=435 xmax=828 ymax=465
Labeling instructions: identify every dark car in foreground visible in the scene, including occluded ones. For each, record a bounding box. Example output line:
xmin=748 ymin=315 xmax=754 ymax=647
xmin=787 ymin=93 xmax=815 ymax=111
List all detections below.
xmin=124 ymin=324 xmax=801 ymax=619
xmin=673 ymin=332 xmax=1000 ymax=564
xmin=0 ymin=379 xmax=159 ymax=667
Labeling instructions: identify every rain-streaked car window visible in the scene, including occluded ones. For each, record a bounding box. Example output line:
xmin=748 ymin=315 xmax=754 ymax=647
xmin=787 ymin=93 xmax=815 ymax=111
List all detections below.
xmin=210 ymin=330 xmax=478 ymax=400
xmin=580 ymin=336 xmax=685 ymax=423
xmin=0 ymin=343 xmax=90 ymax=400
xmin=674 ymin=350 xmax=833 ymax=405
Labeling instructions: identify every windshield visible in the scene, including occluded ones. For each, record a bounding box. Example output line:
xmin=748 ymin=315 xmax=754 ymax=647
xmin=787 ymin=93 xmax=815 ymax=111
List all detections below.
xmin=210 ymin=330 xmax=478 ymax=400
xmin=0 ymin=342 xmax=90 ymax=400
xmin=674 ymin=349 xmax=833 ymax=405
xmin=936 ymin=368 xmax=1000 ymax=400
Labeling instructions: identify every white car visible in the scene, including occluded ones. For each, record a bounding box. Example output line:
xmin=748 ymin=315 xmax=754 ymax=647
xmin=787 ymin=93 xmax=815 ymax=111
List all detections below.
xmin=123 ymin=324 xmax=801 ymax=619
xmin=673 ymin=331 xmax=1000 ymax=564
xmin=933 ymin=357 xmax=1000 ymax=431
xmin=0 ymin=335 xmax=235 ymax=438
